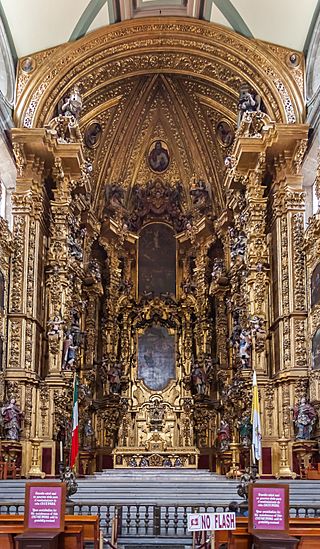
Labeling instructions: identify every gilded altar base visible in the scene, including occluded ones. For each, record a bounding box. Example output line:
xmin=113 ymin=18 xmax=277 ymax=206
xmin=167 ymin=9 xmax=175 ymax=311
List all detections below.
xmin=113 ymin=447 xmax=199 ymax=469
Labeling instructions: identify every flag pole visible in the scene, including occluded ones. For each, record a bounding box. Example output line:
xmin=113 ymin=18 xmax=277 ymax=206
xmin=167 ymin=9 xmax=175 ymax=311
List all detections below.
xmin=251 ymin=369 xmax=261 ymax=480
xmin=70 ymin=371 xmax=79 ymax=474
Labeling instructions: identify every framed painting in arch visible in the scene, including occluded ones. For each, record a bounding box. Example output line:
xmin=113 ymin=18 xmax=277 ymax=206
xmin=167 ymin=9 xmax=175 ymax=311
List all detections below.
xmin=137 ymin=324 xmax=176 ymax=391
xmin=0 ymin=269 xmax=4 ymax=311
xmin=312 ymin=327 xmax=320 ymax=370
xmin=138 ymin=222 xmax=176 ymax=297
xmin=216 ymin=119 xmax=235 ymax=147
xmin=147 ymin=140 xmax=170 ymax=173
xmin=311 ymin=263 xmax=320 ymax=307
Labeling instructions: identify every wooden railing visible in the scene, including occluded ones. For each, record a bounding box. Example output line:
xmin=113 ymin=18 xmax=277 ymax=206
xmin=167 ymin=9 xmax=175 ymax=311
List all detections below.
xmin=1 ymin=501 xmax=320 ymax=540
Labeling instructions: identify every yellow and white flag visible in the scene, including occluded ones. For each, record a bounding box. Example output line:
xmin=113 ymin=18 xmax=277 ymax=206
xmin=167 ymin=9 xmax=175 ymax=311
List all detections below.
xmin=251 ymin=370 xmax=262 ymax=462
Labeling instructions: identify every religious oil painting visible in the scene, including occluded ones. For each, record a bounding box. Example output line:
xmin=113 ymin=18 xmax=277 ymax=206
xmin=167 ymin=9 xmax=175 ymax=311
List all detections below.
xmin=216 ymin=119 xmax=235 ymax=147
xmin=138 ymin=325 xmax=175 ymax=391
xmin=138 ymin=223 xmax=176 ymax=297
xmin=311 ymin=263 xmax=320 ymax=307
xmin=148 ymin=140 xmax=170 ymax=173
xmin=312 ymin=327 xmax=320 ymax=370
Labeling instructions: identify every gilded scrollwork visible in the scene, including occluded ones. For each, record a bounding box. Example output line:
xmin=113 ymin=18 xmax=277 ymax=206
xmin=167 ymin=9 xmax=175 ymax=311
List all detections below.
xmin=292 ymin=212 xmax=306 ymax=310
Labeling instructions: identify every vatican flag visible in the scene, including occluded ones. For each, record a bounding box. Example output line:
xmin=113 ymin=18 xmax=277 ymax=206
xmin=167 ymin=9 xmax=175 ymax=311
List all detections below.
xmin=251 ymin=370 xmax=262 ymax=462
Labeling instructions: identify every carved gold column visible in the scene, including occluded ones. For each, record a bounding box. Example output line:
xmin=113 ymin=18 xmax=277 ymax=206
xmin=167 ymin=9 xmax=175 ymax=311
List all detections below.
xmin=224 ymin=114 xmax=308 ymax=475
xmin=194 ymin=240 xmax=211 ymax=357
xmin=0 ymin=218 xmax=13 ymax=394
xmin=271 ymin=148 xmax=308 ymax=417
xmin=305 ymin=155 xmax=320 ymax=424
xmin=100 ymin=239 xmax=122 ymax=357
xmin=46 ymin=157 xmax=74 ymax=376
xmin=243 ymin=155 xmax=269 ymax=374
xmin=9 ymin=128 xmax=85 ymax=475
xmin=45 ymin=143 xmax=86 ymax=473
xmin=269 ymin=128 xmax=308 ymax=476
xmin=8 ymin=136 xmax=47 ymax=475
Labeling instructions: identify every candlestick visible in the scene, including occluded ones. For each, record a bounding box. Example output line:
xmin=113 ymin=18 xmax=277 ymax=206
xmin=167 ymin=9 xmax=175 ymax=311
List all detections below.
xmin=60 ymin=440 xmax=63 ymax=462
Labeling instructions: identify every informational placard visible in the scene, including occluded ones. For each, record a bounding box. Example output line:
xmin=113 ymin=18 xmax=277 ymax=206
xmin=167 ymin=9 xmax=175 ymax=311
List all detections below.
xmin=24 ymin=482 xmax=66 ymax=532
xmin=249 ymin=483 xmax=289 ymax=534
xmin=188 ymin=512 xmax=236 ymax=532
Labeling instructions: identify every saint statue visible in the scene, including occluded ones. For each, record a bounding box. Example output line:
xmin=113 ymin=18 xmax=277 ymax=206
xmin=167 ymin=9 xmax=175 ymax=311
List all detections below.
xmin=239 ymin=414 xmax=252 ymax=447
xmin=217 ymin=419 xmax=231 ymax=452
xmin=292 ymin=397 xmax=317 ymax=440
xmin=239 ymin=329 xmax=251 ymax=368
xmin=58 ymin=85 xmax=82 ymax=120
xmin=47 ymin=315 xmax=64 ymax=338
xmin=1 ymin=399 xmax=24 ymax=441
xmin=237 ymin=83 xmax=261 ymax=126
xmin=191 ymin=363 xmax=207 ymax=396
xmin=83 ymin=419 xmax=94 ymax=450
xmin=108 ymin=363 xmax=122 ymax=394
xmin=62 ymin=333 xmax=77 ymax=370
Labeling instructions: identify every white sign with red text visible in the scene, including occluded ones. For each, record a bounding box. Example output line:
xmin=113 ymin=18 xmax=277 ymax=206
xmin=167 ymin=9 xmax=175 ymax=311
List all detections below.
xmin=187 ymin=512 xmax=236 ymax=532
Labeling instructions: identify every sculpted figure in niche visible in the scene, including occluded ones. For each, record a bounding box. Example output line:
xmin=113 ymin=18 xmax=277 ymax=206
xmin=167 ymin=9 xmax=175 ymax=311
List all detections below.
xmin=83 ymin=419 xmax=94 ymax=450
xmin=292 ymin=397 xmax=317 ymax=440
xmin=250 ymin=315 xmax=266 ymax=353
xmin=191 ymin=363 xmax=207 ymax=396
xmin=58 ymin=85 xmax=82 ymax=120
xmin=62 ymin=333 xmax=77 ymax=370
xmin=108 ymin=363 xmax=122 ymax=394
xmin=148 ymin=140 xmax=169 ymax=173
xmin=237 ymin=82 xmax=261 ymax=126
xmin=239 ymin=414 xmax=252 ymax=447
xmin=47 ymin=315 xmax=64 ymax=338
xmin=239 ymin=329 xmax=251 ymax=368
xmin=1 ymin=399 xmax=24 ymax=441
xmin=217 ymin=419 xmax=231 ymax=452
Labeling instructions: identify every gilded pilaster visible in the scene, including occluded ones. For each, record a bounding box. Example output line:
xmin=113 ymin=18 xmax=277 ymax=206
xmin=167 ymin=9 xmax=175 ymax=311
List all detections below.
xmin=0 ymin=217 xmax=13 ymax=391
xmin=268 ymin=131 xmax=308 ymax=460
xmin=305 ymin=154 xmax=320 ymax=407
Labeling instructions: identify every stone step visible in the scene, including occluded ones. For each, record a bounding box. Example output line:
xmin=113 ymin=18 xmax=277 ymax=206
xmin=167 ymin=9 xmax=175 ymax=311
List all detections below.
xmin=1 ymin=474 xmax=320 ymax=507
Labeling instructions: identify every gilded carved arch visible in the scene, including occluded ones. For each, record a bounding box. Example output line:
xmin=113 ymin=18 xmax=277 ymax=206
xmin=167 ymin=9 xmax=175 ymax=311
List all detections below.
xmin=14 ymin=18 xmax=305 ymax=219
xmin=15 ymin=17 xmax=304 ymax=129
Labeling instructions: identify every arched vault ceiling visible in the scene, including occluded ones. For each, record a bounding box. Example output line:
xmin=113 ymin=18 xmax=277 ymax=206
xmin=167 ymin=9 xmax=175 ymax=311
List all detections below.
xmin=13 ymin=17 xmax=307 ymax=219
xmin=90 ymin=74 xmax=226 ymax=218
xmin=1 ymin=0 xmax=319 ymax=58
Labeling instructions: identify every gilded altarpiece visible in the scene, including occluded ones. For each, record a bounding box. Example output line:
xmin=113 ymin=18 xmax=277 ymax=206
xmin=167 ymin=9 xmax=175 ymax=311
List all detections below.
xmin=0 ymin=16 xmax=315 ymax=477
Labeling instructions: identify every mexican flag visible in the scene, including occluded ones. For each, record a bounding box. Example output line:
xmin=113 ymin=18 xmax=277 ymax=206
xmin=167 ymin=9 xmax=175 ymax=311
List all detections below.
xmin=70 ymin=375 xmax=79 ymax=469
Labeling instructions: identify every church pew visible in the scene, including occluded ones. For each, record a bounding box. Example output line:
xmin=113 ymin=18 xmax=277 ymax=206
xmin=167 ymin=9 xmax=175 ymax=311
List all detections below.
xmin=63 ymin=526 xmax=84 ymax=549
xmin=227 ymin=517 xmax=320 ymax=549
xmin=0 ymin=524 xmax=22 ymax=549
xmin=0 ymin=525 xmax=83 ymax=549
xmin=0 ymin=514 xmax=98 ymax=549
xmin=228 ymin=526 xmax=251 ymax=549
xmin=65 ymin=515 xmax=99 ymax=548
